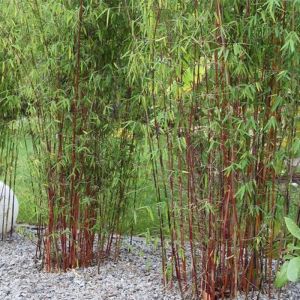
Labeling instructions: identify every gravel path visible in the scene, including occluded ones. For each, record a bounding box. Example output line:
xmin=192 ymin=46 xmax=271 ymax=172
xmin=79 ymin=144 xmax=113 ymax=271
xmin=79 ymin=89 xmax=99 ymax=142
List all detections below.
xmin=1 ymin=233 xmax=300 ymax=300
xmin=0 ymin=234 xmax=180 ymax=300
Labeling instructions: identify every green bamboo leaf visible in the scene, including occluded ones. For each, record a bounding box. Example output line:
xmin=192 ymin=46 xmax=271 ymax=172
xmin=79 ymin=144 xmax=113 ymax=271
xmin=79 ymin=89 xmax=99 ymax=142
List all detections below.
xmin=235 ymin=185 xmax=246 ymax=200
xmin=106 ymin=8 xmax=110 ymax=27
xmin=264 ymin=116 xmax=277 ymax=131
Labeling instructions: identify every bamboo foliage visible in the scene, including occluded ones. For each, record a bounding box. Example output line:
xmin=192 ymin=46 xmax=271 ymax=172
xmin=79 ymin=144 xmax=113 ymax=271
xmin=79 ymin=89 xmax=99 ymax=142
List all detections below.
xmin=126 ymin=0 xmax=300 ymax=298
xmin=0 ymin=2 xmax=22 ymax=239
xmin=1 ymin=0 xmax=142 ymax=270
xmin=0 ymin=0 xmax=299 ymax=299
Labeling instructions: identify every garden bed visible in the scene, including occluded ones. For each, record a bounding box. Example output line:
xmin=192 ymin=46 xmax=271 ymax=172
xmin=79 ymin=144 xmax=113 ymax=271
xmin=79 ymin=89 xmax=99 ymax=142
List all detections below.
xmin=1 ymin=232 xmax=300 ymax=300
xmin=0 ymin=234 xmax=179 ymax=300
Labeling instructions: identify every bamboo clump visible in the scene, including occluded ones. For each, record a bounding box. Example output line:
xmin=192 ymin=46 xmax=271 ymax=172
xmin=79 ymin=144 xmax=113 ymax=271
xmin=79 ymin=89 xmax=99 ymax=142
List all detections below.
xmin=0 ymin=1 xmax=299 ymax=299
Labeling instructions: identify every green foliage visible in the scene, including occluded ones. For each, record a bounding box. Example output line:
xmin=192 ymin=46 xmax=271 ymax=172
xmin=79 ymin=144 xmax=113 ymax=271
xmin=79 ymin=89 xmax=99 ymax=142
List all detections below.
xmin=0 ymin=0 xmax=299 ymax=297
xmin=275 ymin=261 xmax=289 ymax=288
xmin=14 ymin=137 xmax=36 ymax=224
xmin=285 ymin=217 xmax=300 ymax=240
xmin=275 ymin=218 xmax=300 ymax=288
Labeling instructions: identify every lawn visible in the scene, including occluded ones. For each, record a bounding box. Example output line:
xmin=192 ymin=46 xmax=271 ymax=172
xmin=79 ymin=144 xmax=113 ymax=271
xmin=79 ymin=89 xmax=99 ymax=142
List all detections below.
xmin=15 ymin=136 xmax=36 ymax=224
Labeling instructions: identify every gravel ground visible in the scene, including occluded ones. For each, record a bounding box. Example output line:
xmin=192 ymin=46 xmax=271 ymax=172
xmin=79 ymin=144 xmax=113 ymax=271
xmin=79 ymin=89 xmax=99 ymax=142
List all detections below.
xmin=0 ymin=233 xmax=180 ymax=300
xmin=1 ymin=232 xmax=300 ymax=300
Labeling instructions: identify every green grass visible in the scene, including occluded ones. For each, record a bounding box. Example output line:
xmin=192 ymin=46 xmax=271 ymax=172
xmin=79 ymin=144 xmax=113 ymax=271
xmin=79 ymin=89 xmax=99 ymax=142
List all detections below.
xmin=15 ymin=136 xmax=36 ymax=224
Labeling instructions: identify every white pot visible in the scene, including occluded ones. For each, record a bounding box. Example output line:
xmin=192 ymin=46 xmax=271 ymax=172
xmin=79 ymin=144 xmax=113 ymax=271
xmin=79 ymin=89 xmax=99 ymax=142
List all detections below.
xmin=0 ymin=181 xmax=19 ymax=236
